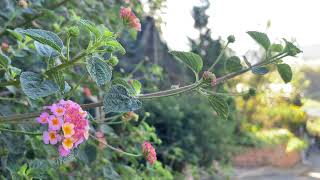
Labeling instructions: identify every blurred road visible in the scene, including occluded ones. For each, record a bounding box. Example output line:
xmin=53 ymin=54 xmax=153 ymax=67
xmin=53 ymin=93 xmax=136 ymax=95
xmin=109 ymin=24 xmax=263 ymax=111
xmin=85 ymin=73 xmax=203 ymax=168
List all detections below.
xmin=233 ymin=152 xmax=320 ymax=179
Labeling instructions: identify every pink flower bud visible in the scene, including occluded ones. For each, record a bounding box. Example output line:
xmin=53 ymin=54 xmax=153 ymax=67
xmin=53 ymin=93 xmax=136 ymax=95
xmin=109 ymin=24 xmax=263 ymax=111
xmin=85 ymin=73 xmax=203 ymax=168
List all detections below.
xmin=120 ymin=7 xmax=141 ymax=31
xmin=142 ymin=141 xmax=157 ymax=165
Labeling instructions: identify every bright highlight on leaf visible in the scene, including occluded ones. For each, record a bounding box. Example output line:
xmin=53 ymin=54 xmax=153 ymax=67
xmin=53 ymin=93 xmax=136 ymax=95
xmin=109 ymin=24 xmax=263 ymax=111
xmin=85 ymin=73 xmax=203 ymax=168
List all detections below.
xmin=19 ymin=29 xmax=64 ymax=52
xmin=20 ymin=72 xmax=59 ymax=100
xmin=247 ymin=31 xmax=271 ymax=51
xmin=34 ymin=41 xmax=59 ymax=57
xmin=170 ymin=51 xmax=203 ymax=77
xmin=86 ymin=56 xmax=112 ymax=86
xmin=208 ymin=95 xmax=229 ymax=120
xmin=79 ymin=19 xmax=101 ymax=39
xmin=104 ymin=85 xmax=142 ymax=113
xmin=0 ymin=52 xmax=11 ymax=68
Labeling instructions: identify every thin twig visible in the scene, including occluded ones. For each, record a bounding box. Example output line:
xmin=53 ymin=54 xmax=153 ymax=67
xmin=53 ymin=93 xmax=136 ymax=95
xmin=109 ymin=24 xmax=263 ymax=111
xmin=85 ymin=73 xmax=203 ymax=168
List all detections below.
xmin=0 ymin=53 xmax=289 ymax=123
xmin=0 ymin=127 xmax=42 ymax=136
xmin=90 ymin=134 xmax=141 ymax=157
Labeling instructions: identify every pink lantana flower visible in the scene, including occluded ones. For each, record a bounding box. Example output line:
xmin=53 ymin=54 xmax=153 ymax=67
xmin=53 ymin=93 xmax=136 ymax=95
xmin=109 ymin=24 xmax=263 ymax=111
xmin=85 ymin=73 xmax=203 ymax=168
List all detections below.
xmin=48 ymin=115 xmax=63 ymax=131
xmin=37 ymin=112 xmax=49 ymax=124
xmin=36 ymin=99 xmax=90 ymax=157
xmin=120 ymin=7 xmax=141 ymax=31
xmin=43 ymin=131 xmax=60 ymax=145
xmin=142 ymin=141 xmax=157 ymax=165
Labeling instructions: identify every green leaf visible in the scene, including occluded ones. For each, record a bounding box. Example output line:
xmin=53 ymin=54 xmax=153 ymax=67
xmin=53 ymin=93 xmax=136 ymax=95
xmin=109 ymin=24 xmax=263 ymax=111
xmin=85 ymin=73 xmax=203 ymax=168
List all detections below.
xmin=86 ymin=56 xmax=112 ymax=86
xmin=283 ymin=39 xmax=302 ymax=56
xmin=247 ymin=31 xmax=271 ymax=51
xmin=131 ymin=80 xmax=142 ymax=95
xmin=84 ymin=144 xmax=97 ymax=164
xmin=208 ymin=95 xmax=229 ymax=119
xmin=9 ymin=66 xmax=21 ymax=78
xmin=226 ymin=56 xmax=242 ymax=72
xmin=6 ymin=29 xmax=23 ymax=41
xmin=104 ymin=85 xmax=142 ymax=113
xmin=63 ymin=81 xmax=71 ymax=93
xmin=34 ymin=41 xmax=59 ymax=57
xmin=112 ymin=79 xmax=136 ymax=96
xmin=277 ymin=63 xmax=292 ymax=83
xmin=0 ymin=52 xmax=11 ymax=68
xmin=270 ymin=43 xmax=283 ymax=53
xmin=20 ymin=72 xmax=59 ymax=99
xmin=103 ymin=166 xmax=121 ymax=179
xmin=170 ymin=51 xmax=203 ymax=74
xmin=19 ymin=29 xmax=64 ymax=52
xmin=252 ymin=67 xmax=269 ymax=75
xmin=105 ymin=40 xmax=126 ymax=55
xmin=79 ymin=19 xmax=101 ymax=39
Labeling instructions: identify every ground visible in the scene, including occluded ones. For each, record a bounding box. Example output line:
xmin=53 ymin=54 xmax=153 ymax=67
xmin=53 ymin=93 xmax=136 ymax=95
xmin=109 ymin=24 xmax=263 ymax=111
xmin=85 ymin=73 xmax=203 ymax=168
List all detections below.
xmin=233 ymin=143 xmax=320 ymax=179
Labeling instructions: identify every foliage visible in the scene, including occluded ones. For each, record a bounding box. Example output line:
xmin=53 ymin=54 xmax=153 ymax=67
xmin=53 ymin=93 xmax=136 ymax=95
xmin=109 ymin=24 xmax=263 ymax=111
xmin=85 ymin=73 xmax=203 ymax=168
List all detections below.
xmin=238 ymin=128 xmax=308 ymax=152
xmin=0 ymin=0 xmax=303 ymax=179
xmin=143 ymin=95 xmax=239 ymax=168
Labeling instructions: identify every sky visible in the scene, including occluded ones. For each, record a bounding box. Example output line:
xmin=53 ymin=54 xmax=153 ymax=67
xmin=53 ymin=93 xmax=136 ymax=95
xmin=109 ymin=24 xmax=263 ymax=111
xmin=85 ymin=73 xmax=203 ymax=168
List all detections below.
xmin=157 ymin=0 xmax=320 ymax=60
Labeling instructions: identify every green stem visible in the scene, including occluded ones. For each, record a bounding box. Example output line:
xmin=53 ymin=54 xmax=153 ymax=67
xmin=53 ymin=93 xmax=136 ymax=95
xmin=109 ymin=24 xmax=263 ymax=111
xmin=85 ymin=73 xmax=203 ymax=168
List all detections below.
xmin=65 ymin=72 xmax=88 ymax=99
xmin=90 ymin=134 xmax=141 ymax=157
xmin=66 ymin=36 xmax=71 ymax=61
xmin=106 ymin=121 xmax=124 ymax=125
xmin=45 ymin=51 xmax=87 ymax=75
xmin=96 ymin=115 xmax=122 ymax=123
xmin=208 ymin=42 xmax=229 ymax=72
xmin=0 ymin=80 xmax=19 ymax=87
xmin=0 ymin=127 xmax=42 ymax=136
xmin=127 ymin=59 xmax=145 ymax=79
xmin=0 ymin=97 xmax=26 ymax=104
xmin=216 ymin=53 xmax=288 ymax=85
xmin=0 ymin=52 xmax=289 ymax=124
xmin=200 ymin=89 xmax=245 ymax=97
xmin=137 ymin=81 xmax=201 ymax=99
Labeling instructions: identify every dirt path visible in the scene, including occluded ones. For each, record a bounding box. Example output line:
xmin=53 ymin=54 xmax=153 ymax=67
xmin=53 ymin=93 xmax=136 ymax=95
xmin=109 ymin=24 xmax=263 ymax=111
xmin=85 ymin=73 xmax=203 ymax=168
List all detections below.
xmin=233 ymin=152 xmax=320 ymax=180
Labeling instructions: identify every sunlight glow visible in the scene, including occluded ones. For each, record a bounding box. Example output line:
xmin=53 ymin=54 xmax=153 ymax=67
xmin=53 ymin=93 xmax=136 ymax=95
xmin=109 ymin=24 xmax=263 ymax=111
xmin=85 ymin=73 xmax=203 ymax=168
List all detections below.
xmin=308 ymin=172 xmax=320 ymax=179
xmin=160 ymin=0 xmax=320 ymax=62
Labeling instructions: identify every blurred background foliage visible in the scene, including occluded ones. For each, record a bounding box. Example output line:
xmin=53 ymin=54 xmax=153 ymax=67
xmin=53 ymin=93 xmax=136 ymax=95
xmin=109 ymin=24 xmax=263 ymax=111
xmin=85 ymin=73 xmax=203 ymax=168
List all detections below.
xmin=0 ymin=0 xmax=319 ymax=179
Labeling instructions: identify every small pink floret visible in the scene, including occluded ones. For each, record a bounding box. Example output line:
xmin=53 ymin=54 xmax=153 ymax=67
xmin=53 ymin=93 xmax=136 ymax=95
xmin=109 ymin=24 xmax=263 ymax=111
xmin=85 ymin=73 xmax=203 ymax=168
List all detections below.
xmin=37 ymin=112 xmax=49 ymax=124
xmin=120 ymin=7 xmax=141 ymax=31
xmin=48 ymin=115 xmax=63 ymax=131
xmin=58 ymin=145 xmax=71 ymax=157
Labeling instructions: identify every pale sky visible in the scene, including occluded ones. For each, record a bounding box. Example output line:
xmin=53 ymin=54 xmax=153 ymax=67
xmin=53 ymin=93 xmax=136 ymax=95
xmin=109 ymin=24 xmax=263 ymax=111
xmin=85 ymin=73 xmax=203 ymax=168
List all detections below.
xmin=157 ymin=0 xmax=320 ymax=58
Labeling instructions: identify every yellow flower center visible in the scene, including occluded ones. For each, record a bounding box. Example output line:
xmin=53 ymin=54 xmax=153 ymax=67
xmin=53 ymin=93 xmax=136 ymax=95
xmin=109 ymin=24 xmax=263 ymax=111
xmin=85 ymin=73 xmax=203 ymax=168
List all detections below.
xmin=63 ymin=138 xmax=73 ymax=149
xmin=62 ymin=123 xmax=74 ymax=137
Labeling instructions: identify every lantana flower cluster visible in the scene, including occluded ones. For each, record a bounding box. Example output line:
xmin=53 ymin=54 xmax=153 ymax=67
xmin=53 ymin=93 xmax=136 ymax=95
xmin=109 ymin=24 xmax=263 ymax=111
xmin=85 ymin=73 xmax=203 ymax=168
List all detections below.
xmin=120 ymin=7 xmax=141 ymax=31
xmin=36 ymin=100 xmax=89 ymax=157
xmin=142 ymin=141 xmax=157 ymax=165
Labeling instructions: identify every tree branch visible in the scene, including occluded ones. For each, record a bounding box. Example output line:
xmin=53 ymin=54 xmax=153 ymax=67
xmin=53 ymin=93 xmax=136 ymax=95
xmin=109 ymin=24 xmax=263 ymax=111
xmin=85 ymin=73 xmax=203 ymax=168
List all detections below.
xmin=0 ymin=53 xmax=288 ymax=124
